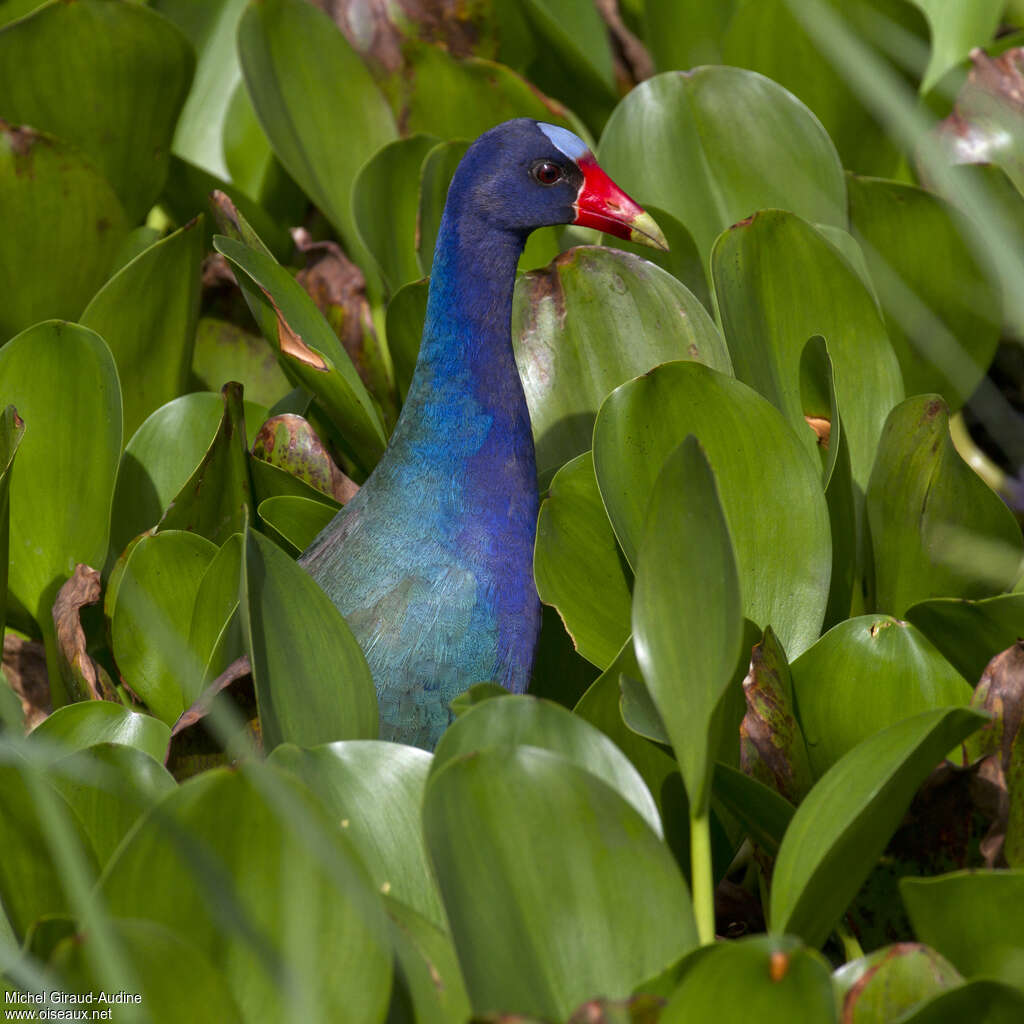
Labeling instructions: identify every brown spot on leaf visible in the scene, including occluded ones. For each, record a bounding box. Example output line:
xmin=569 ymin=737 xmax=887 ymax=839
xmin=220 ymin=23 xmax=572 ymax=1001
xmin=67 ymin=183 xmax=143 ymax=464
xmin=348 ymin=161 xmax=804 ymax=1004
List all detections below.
xmin=209 ymin=189 xmax=242 ymax=234
xmin=259 ymin=288 xmax=328 ymax=371
xmin=769 ymin=950 xmax=789 ymax=982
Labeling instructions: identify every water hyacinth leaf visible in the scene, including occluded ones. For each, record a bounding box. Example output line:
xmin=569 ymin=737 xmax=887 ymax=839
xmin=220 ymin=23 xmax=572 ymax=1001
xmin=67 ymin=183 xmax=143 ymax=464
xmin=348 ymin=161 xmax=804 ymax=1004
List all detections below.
xmin=258 ymin=496 xmax=337 ymax=555
xmin=594 ymin=361 xmax=831 ymax=658
xmin=901 ymin=870 xmax=1024 ymax=989
xmin=237 ymin=0 xmax=397 ymax=272
xmin=422 ymin=746 xmax=697 ymax=1019
xmin=241 ymin=526 xmax=378 ymax=751
xmin=0 ymin=124 xmax=128 ymax=340
xmin=158 ymin=383 xmax=254 ymax=545
xmin=385 ymin=897 xmax=471 ymax=1024
xmin=534 ymin=452 xmax=632 ymax=670
xmin=642 ymin=0 xmax=736 ymax=70
xmin=909 ymin=0 xmax=1003 ymax=93
xmin=0 ymin=761 xmax=97 ymax=940
xmin=269 ymin=741 xmax=443 ymax=929
xmin=111 ymin=392 xmax=266 ymax=561
xmin=711 ymin=763 xmax=795 ymax=853
xmin=386 ymin=279 xmax=428 ymax=403
xmin=632 ymin=437 xmax=743 ymax=812
xmin=833 ymin=943 xmax=963 ymax=1023
xmin=713 ymin=210 xmax=904 ymax=491
xmin=597 ymin=67 xmax=846 ymax=266
xmin=250 ymin=414 xmax=354 ymax=504
xmin=896 ymin=980 xmax=1024 ymax=1024
xmin=110 ymin=530 xmax=218 ymax=724
xmin=396 ymin=43 xmax=572 ymax=144
xmin=0 ymin=0 xmax=194 ymax=221
xmin=740 ymin=627 xmax=813 ymax=804
xmin=513 ymin=246 xmax=731 ymax=481
xmin=30 ymin=703 xmax=170 ymax=765
xmin=0 ymin=322 xmax=121 ymax=640
xmin=791 ymin=616 xmax=973 ymax=778
xmin=192 ymin=316 xmax=292 ymax=409
xmin=847 ymin=175 xmax=1000 ymax=409
xmin=721 ymin=0 xmax=923 ymax=177
xmin=51 ymin=918 xmax=243 ymax=1024
xmin=600 ymin=204 xmax=712 ymax=311
xmin=431 ymin=694 xmax=662 ymax=836
xmin=187 ymin=533 xmax=243 ymax=690
xmin=81 ymin=219 xmax=203 ymax=439
xmin=661 ymin=935 xmax=836 ymax=1023
xmin=0 ymin=405 xmax=24 ymax=641
xmin=98 ymin=767 xmax=393 ymax=1023
xmin=353 ymin=134 xmax=439 ymax=295
xmin=46 ymin=744 xmax=176 ymax=869
xmin=867 ymin=396 xmax=1024 ymax=616
xmin=214 ymin=236 xmax=387 ymax=471
xmin=906 ymin=594 xmax=1024 ymax=684
xmin=769 ymin=707 xmax=986 ymax=948
xmin=154 ymin=0 xmax=249 ymax=179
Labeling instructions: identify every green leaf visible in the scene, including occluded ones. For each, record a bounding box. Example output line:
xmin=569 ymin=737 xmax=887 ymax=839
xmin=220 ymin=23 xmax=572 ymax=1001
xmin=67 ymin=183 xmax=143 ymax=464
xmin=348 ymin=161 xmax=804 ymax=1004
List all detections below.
xmin=352 ymin=134 xmax=439 ymax=295
xmin=769 ymin=707 xmax=986 ymax=948
xmin=711 ymin=763 xmax=795 ymax=853
xmin=81 ymin=219 xmax=203 ymax=439
xmin=906 ymin=593 xmax=1024 ymax=684
xmin=0 ymin=760 xmax=97 ymax=940
xmin=250 ymin=413 xmax=351 ymax=504
xmin=866 ymin=396 xmax=1023 ymax=616
xmin=257 ymin=495 xmax=337 ymax=555
xmin=633 ymin=437 xmax=742 ymax=812
xmin=593 ymin=361 xmax=831 ymax=657
xmin=191 ymin=316 xmax=292 ymax=409
xmin=98 ymin=766 xmax=393 ymax=1022
xmin=0 ymin=322 xmax=121 ymax=636
xmin=187 ymin=533 xmax=243 ymax=690
xmin=110 ymin=530 xmax=219 ymax=725
xmin=422 ymin=746 xmax=697 ymax=1019
xmin=240 ymin=525 xmax=378 ymax=751
xmin=29 ymin=703 xmax=170 ymax=765
xmin=712 ymin=209 xmax=904 ymax=493
xmin=0 ymin=0 xmax=195 ymax=221
xmin=597 ymin=67 xmax=846 ymax=266
xmin=214 ymin=235 xmax=387 ymax=471
xmin=847 ymin=175 xmax=1000 ymax=409
xmin=237 ymin=0 xmax=397 ymax=273
xmin=895 ymin=980 xmax=1024 ymax=1024
xmin=111 ymin=392 xmax=266 ymax=561
xmin=158 ymin=382 xmax=255 ymax=546
xmin=384 ymin=279 xmax=429 ymax=404
xmin=0 ymin=124 xmax=128 ymax=341
xmin=417 ymin=139 xmax=470 ymax=276
xmin=153 ymin=0 xmax=249 ymax=180
xmin=269 ymin=741 xmax=443 ymax=929
xmin=901 ymin=870 xmax=1024 ymax=990
xmin=661 ymin=935 xmax=836 ymax=1023
xmin=51 ymin=918 xmax=243 ymax=1024
xmin=46 ymin=743 xmax=176 ymax=869
xmin=909 ymin=0 xmax=1003 ymax=93
xmin=534 ymin=452 xmax=632 ymax=670
xmin=514 ymin=246 xmax=731 ymax=482
xmin=833 ymin=943 xmax=962 ymax=1023
xmin=791 ymin=616 xmax=973 ymax=777
xmin=642 ymin=0 xmax=736 ymax=70
xmin=430 ymin=694 xmax=662 ymax=837
xmin=0 ymin=404 xmax=25 ymax=641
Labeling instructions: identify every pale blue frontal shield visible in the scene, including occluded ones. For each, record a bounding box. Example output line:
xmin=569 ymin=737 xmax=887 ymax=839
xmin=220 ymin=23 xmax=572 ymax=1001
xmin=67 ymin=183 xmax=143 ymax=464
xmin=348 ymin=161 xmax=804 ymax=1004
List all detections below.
xmin=537 ymin=122 xmax=590 ymax=161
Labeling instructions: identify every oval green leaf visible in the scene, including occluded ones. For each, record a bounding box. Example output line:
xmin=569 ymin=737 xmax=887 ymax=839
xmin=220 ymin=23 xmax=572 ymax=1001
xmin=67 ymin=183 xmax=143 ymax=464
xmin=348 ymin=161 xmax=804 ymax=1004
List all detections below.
xmin=258 ymin=495 xmax=337 ymax=555
xmin=422 ymin=746 xmax=697 ymax=1019
xmin=29 ymin=702 xmax=170 ymax=765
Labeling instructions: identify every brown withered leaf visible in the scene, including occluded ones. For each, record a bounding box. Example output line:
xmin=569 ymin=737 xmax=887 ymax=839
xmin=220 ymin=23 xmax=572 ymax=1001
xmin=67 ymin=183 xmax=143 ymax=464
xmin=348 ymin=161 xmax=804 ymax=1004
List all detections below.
xmin=252 ymin=413 xmax=359 ymax=504
xmin=594 ymin=0 xmax=653 ymax=88
xmin=293 ymin=229 xmax=397 ymax=426
xmin=740 ymin=626 xmax=813 ymax=805
xmin=52 ymin=564 xmax=117 ymax=704
xmin=2 ymin=634 xmax=50 ymax=730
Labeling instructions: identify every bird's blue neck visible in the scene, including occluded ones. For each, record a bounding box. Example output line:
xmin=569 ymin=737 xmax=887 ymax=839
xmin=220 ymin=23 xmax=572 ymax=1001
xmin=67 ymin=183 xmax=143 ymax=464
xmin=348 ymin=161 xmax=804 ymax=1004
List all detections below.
xmin=397 ymin=206 xmax=530 ymax=455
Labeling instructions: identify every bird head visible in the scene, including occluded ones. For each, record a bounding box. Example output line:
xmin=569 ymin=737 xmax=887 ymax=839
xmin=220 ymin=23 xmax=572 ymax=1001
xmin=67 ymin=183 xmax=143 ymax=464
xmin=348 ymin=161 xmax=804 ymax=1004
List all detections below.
xmin=453 ymin=119 xmax=668 ymax=251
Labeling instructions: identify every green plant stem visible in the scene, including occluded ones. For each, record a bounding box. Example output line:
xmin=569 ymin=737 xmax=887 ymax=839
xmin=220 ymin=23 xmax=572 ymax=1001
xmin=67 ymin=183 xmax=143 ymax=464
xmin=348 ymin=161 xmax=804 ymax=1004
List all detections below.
xmin=690 ymin=807 xmax=716 ymax=945
xmin=836 ymin=919 xmax=865 ymax=963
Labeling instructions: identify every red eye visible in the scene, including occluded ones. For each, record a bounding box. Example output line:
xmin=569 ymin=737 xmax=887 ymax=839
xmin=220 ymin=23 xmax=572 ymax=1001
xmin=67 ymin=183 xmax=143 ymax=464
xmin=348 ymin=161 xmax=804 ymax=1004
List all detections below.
xmin=531 ymin=160 xmax=564 ymax=185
